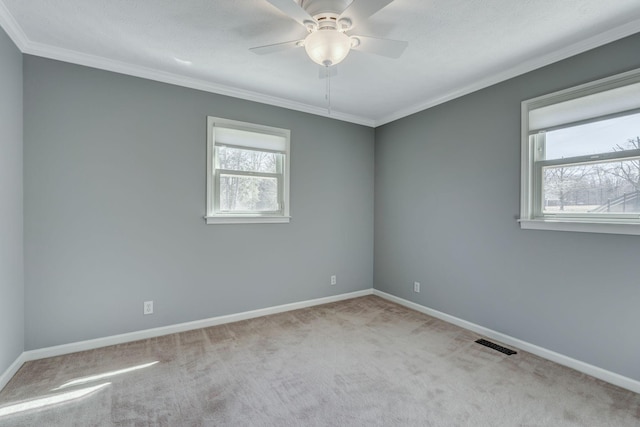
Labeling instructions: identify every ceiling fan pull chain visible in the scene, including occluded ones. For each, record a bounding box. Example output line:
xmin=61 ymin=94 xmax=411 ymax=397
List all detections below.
xmin=326 ymin=65 xmax=331 ymax=114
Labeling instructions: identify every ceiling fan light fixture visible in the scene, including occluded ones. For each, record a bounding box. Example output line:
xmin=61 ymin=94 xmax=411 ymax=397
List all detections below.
xmin=304 ymin=29 xmax=351 ymax=66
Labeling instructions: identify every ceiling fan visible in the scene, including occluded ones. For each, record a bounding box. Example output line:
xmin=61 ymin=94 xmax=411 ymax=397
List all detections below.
xmin=250 ymin=0 xmax=408 ymax=67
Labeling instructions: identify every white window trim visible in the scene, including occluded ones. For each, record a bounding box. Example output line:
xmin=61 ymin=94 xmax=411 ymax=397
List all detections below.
xmin=205 ymin=117 xmax=291 ymax=225
xmin=520 ymin=68 xmax=640 ymax=235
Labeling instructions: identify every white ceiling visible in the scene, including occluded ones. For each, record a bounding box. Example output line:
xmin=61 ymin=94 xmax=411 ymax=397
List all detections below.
xmin=2 ymin=0 xmax=640 ymax=126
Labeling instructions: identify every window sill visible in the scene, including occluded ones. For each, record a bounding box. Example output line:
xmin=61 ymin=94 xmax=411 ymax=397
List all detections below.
xmin=205 ymin=215 xmax=291 ymax=225
xmin=518 ymin=219 xmax=640 ymax=235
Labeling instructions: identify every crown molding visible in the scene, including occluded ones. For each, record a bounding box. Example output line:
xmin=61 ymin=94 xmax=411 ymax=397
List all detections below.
xmin=373 ymin=19 xmax=640 ymax=127
xmin=23 ymin=41 xmax=375 ymax=127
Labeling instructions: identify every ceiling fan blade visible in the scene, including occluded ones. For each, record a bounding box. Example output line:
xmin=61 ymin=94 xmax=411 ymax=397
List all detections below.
xmin=318 ymin=65 xmax=338 ymax=79
xmin=250 ymin=40 xmax=303 ymax=55
xmin=350 ymin=35 xmax=407 ymax=58
xmin=264 ymin=0 xmax=316 ymax=28
xmin=338 ymin=0 xmax=395 ymax=29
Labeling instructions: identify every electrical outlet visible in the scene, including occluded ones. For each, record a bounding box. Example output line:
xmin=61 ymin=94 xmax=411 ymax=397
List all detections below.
xmin=330 ymin=275 xmax=337 ymax=285
xmin=413 ymin=282 xmax=420 ymax=293
xmin=144 ymin=300 xmax=154 ymax=315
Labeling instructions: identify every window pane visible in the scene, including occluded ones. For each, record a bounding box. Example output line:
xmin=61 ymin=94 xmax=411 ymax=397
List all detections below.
xmin=542 ymin=159 xmax=640 ymax=214
xmin=544 ymin=112 xmax=640 ymax=160
xmin=216 ymin=146 xmax=278 ymax=173
xmin=219 ymin=175 xmax=279 ymax=212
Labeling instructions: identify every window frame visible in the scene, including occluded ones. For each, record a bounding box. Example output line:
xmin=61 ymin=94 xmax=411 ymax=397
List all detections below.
xmin=205 ymin=117 xmax=291 ymax=225
xmin=520 ymin=68 xmax=640 ymax=235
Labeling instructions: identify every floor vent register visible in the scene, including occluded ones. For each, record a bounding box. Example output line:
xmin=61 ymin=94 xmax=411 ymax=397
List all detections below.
xmin=475 ymin=338 xmax=517 ymax=355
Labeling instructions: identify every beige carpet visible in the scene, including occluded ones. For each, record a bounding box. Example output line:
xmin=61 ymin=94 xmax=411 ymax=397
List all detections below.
xmin=0 ymin=295 xmax=639 ymax=426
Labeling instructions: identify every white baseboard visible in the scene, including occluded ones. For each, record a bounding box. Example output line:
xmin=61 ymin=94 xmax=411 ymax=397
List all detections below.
xmin=0 ymin=289 xmax=373 ymax=390
xmin=7 ymin=287 xmax=637 ymax=396
xmin=373 ymin=289 xmax=640 ymax=395
xmin=0 ymin=352 xmax=26 ymax=392
xmin=22 ymin=289 xmax=373 ymax=362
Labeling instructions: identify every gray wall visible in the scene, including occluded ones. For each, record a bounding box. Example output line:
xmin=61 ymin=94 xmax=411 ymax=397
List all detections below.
xmin=23 ymin=56 xmax=374 ymax=350
xmin=14 ymin=27 xmax=640 ymax=384
xmin=0 ymin=28 xmax=24 ymax=375
xmin=375 ymin=33 xmax=640 ymax=381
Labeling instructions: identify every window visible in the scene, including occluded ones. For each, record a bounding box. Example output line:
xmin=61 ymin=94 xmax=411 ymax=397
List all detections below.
xmin=520 ymin=68 xmax=640 ymax=235
xmin=206 ymin=117 xmax=290 ymax=224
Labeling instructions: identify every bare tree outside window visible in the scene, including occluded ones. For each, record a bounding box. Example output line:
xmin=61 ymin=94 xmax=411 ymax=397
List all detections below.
xmin=543 ymin=136 xmax=640 ymax=214
xmin=218 ymin=146 xmax=279 ymax=212
xmin=612 ymin=136 xmax=640 ymax=191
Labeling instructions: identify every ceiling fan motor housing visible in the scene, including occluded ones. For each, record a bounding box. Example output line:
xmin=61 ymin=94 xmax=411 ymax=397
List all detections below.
xmin=315 ymin=13 xmax=340 ymax=30
xmin=298 ymin=0 xmax=353 ymax=17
